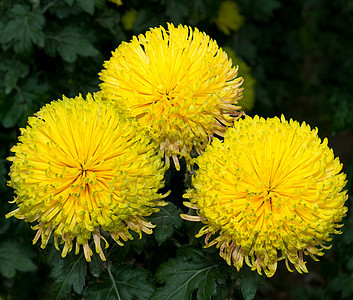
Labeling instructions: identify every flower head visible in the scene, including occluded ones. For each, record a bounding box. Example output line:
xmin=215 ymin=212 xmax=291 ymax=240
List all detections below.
xmin=215 ymin=1 xmax=244 ymax=35
xmin=6 ymin=93 xmax=167 ymax=262
xmin=182 ymin=115 xmax=348 ymax=277
xmin=99 ymin=23 xmax=243 ymax=170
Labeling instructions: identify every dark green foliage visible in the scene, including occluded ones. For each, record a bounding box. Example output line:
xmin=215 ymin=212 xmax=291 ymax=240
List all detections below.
xmin=1 ymin=4 xmax=45 ymax=54
xmin=89 ymin=251 xmax=106 ymax=278
xmin=240 ymin=270 xmax=258 ymax=300
xmin=148 ymin=202 xmax=183 ymax=245
xmin=49 ymin=251 xmax=87 ymax=299
xmin=45 ymin=26 xmax=99 ymax=62
xmin=1 ymin=0 xmax=353 ymax=299
xmin=238 ymin=267 xmax=267 ymax=300
xmin=0 ymin=241 xmax=37 ymax=278
xmin=151 ymin=247 xmax=228 ymax=300
xmin=84 ymin=263 xmax=155 ymax=300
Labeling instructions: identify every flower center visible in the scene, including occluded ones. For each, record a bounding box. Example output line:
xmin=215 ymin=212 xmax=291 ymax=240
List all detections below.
xmin=264 ymin=188 xmax=274 ymax=206
xmin=159 ymin=91 xmax=176 ymax=107
xmin=77 ymin=163 xmax=97 ymax=189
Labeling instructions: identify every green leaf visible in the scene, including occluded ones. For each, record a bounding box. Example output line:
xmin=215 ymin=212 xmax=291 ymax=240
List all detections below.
xmin=47 ymin=1 xmax=81 ymax=18
xmin=129 ymin=233 xmax=147 ymax=255
xmin=0 ymin=59 xmax=29 ymax=94
xmin=0 ymin=241 xmax=37 ymax=278
xmin=0 ymin=75 xmax=48 ymax=128
xmin=0 ymin=92 xmax=24 ymax=128
xmin=77 ymin=0 xmax=95 ymax=15
xmin=229 ymin=266 xmax=267 ymax=300
xmin=148 ymin=202 xmax=183 ymax=245
xmin=83 ymin=263 xmax=155 ymax=300
xmin=151 ymin=247 xmax=227 ymax=300
xmin=240 ymin=267 xmax=258 ymax=300
xmin=89 ymin=251 xmax=106 ymax=278
xmin=65 ymin=0 xmax=75 ymax=5
xmin=1 ymin=5 xmax=45 ymax=54
xmin=45 ymin=26 xmax=99 ymax=62
xmin=50 ymin=251 xmax=87 ymax=299
xmin=95 ymin=8 xmax=122 ymax=37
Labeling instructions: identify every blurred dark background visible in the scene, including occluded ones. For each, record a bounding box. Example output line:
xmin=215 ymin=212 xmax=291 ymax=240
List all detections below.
xmin=0 ymin=0 xmax=352 ymax=299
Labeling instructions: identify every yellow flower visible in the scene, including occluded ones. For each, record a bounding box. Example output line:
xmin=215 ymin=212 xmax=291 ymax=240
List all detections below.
xmin=99 ymin=23 xmax=243 ymax=170
xmin=107 ymin=0 xmax=123 ymax=6
xmin=216 ymin=1 xmax=244 ymax=35
xmin=6 ymin=93 xmax=167 ymax=262
xmin=121 ymin=9 xmax=138 ymax=31
xmin=223 ymin=46 xmax=255 ymax=112
xmin=182 ymin=115 xmax=348 ymax=277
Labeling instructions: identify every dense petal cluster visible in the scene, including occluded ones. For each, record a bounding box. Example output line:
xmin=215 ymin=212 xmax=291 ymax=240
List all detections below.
xmin=6 ymin=93 xmax=167 ymax=261
xmin=182 ymin=115 xmax=348 ymax=277
xmin=99 ymin=23 xmax=243 ymax=170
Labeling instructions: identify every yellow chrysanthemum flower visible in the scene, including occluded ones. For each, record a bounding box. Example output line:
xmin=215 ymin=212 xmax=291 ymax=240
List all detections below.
xmin=99 ymin=23 xmax=243 ymax=170
xmin=107 ymin=0 xmax=123 ymax=6
xmin=215 ymin=1 xmax=244 ymax=35
xmin=6 ymin=93 xmax=167 ymax=262
xmin=223 ymin=46 xmax=255 ymax=112
xmin=121 ymin=9 xmax=138 ymax=31
xmin=182 ymin=115 xmax=348 ymax=277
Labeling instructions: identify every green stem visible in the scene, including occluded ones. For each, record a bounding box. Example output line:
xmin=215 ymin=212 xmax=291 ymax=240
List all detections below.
xmin=107 ymin=263 xmax=122 ymax=300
